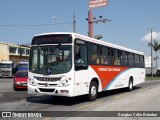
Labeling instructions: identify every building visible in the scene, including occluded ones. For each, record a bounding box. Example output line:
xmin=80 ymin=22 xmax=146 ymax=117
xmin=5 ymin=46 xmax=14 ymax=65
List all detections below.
xmin=145 ymin=56 xmax=157 ymax=76
xmin=145 ymin=56 xmax=151 ymax=68
xmin=0 ymin=42 xmax=30 ymax=64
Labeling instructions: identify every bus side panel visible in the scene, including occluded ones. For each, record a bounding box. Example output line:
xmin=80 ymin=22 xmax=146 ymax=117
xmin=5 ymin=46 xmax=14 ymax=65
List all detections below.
xmin=132 ymin=68 xmax=145 ymax=86
xmin=104 ymin=68 xmax=145 ymax=90
xmin=73 ymin=66 xmax=102 ymax=96
xmin=90 ymin=65 xmax=145 ymax=91
xmin=90 ymin=65 xmax=128 ymax=90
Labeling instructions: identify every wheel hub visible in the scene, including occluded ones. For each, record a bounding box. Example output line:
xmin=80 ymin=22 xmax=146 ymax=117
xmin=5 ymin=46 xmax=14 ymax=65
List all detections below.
xmin=91 ymin=86 xmax=96 ymax=96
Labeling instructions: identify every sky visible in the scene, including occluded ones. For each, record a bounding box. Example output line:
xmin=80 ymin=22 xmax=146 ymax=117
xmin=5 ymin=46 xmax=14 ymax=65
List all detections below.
xmin=0 ymin=0 xmax=160 ymax=57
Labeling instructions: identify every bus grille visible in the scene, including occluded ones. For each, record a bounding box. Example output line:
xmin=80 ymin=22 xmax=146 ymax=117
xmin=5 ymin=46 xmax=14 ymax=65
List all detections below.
xmin=1 ymin=71 xmax=11 ymax=76
xmin=38 ymin=83 xmax=57 ymax=86
xmin=39 ymin=88 xmax=55 ymax=92
xmin=36 ymin=77 xmax=61 ymax=82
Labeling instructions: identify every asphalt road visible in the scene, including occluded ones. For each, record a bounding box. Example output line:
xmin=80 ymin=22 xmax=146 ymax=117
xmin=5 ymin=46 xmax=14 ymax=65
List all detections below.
xmin=0 ymin=78 xmax=160 ymax=120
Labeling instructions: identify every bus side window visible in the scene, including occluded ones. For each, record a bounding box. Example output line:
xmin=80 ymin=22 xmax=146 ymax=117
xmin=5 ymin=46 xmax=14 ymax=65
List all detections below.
xmin=118 ymin=50 xmax=122 ymax=65
xmin=74 ymin=45 xmax=87 ymax=65
xmin=129 ymin=53 xmax=134 ymax=67
xmin=100 ymin=46 xmax=109 ymax=65
xmin=140 ymin=56 xmax=144 ymax=68
xmin=88 ymin=43 xmax=100 ymax=65
xmin=135 ymin=54 xmax=140 ymax=67
xmin=108 ymin=48 xmax=112 ymax=65
xmin=80 ymin=45 xmax=87 ymax=64
xmin=113 ymin=49 xmax=120 ymax=66
xmin=111 ymin=48 xmax=117 ymax=65
xmin=121 ymin=51 xmax=128 ymax=66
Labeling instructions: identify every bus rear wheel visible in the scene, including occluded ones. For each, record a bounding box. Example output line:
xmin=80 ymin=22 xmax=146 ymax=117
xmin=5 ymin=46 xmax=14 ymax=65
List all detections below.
xmin=128 ymin=78 xmax=133 ymax=91
xmin=88 ymin=81 xmax=98 ymax=101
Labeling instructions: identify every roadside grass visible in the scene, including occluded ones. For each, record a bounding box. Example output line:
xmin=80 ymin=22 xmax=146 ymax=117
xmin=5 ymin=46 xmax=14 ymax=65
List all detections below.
xmin=145 ymin=76 xmax=160 ymax=81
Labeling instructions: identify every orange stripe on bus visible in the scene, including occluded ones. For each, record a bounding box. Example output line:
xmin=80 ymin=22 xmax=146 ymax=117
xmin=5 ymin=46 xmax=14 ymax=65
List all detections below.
xmin=90 ymin=65 xmax=128 ymax=90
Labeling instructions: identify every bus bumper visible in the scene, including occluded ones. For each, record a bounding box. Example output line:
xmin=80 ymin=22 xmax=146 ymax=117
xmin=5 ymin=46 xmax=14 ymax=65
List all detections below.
xmin=28 ymin=83 xmax=73 ymax=97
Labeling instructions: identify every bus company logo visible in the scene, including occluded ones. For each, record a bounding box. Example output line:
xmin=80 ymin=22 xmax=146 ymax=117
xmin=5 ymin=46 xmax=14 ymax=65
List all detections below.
xmin=98 ymin=68 xmax=108 ymax=71
xmin=2 ymin=112 xmax=11 ymax=117
xmin=98 ymin=68 xmax=121 ymax=72
xmin=45 ymin=83 xmax=48 ymax=87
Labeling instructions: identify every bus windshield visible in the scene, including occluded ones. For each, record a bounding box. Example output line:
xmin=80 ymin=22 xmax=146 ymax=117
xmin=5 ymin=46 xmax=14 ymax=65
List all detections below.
xmin=29 ymin=45 xmax=72 ymax=75
xmin=1 ymin=64 xmax=12 ymax=68
xmin=19 ymin=64 xmax=28 ymax=69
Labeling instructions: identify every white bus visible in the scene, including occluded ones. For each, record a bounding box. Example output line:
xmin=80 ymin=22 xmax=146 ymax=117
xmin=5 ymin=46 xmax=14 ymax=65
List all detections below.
xmin=28 ymin=32 xmax=145 ymax=101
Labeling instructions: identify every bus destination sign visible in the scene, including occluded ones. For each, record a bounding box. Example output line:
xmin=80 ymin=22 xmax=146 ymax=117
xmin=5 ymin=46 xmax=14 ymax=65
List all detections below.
xmin=32 ymin=34 xmax=72 ymax=45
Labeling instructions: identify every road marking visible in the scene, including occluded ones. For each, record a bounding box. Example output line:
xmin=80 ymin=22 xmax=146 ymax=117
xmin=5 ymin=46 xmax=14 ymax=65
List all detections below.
xmin=77 ymin=92 xmax=132 ymax=110
xmin=78 ymin=101 xmax=103 ymax=110
xmin=112 ymin=92 xmax=129 ymax=99
xmin=43 ymin=117 xmax=51 ymax=120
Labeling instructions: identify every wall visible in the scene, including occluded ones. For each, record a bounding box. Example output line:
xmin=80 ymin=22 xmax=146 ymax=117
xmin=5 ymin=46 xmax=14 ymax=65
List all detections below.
xmin=0 ymin=43 xmax=9 ymax=61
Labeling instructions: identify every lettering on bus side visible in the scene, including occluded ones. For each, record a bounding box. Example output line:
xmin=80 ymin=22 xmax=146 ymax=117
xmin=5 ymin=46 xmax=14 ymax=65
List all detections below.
xmin=98 ymin=68 xmax=121 ymax=72
xmin=115 ymin=83 xmax=124 ymax=88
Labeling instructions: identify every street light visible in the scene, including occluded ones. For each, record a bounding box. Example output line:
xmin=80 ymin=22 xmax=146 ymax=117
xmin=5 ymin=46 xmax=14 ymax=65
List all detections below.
xmin=52 ymin=17 xmax=57 ymax=19
xmin=52 ymin=13 xmax=76 ymax=33
xmin=86 ymin=15 xmax=111 ymax=37
xmin=93 ymin=16 xmax=111 ymax=23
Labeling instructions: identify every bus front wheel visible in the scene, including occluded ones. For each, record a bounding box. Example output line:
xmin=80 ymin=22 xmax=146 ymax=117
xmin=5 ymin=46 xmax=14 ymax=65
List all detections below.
xmin=88 ymin=81 xmax=98 ymax=101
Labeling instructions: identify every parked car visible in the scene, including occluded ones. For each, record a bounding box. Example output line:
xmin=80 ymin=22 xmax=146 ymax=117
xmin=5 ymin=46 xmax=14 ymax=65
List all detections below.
xmin=13 ymin=70 xmax=28 ymax=91
xmin=13 ymin=61 xmax=29 ymax=75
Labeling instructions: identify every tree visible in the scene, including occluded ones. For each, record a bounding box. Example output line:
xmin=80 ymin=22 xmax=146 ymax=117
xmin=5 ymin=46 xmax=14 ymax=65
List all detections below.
xmin=94 ymin=34 xmax=103 ymax=40
xmin=152 ymin=40 xmax=160 ymax=71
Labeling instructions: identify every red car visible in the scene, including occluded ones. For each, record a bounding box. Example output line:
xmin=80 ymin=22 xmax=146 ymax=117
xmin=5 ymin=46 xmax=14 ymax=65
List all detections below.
xmin=13 ymin=70 xmax=28 ymax=91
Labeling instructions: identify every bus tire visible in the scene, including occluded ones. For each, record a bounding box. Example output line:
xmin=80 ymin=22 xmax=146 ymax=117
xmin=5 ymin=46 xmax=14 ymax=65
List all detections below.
xmin=128 ymin=78 xmax=133 ymax=91
xmin=88 ymin=81 xmax=98 ymax=101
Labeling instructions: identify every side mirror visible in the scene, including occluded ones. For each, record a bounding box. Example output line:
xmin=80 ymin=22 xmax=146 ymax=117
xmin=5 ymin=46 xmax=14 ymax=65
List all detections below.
xmin=75 ymin=64 xmax=88 ymax=71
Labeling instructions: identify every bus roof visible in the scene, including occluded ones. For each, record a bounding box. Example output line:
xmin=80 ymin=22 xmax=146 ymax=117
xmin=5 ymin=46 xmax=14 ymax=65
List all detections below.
xmin=19 ymin=61 xmax=29 ymax=64
xmin=34 ymin=32 xmax=144 ymax=55
xmin=1 ymin=61 xmax=13 ymax=64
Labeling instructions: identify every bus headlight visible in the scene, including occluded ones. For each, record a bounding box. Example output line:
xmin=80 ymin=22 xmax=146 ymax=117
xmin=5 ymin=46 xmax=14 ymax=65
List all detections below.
xmin=28 ymin=76 xmax=38 ymax=86
xmin=58 ymin=80 xmax=69 ymax=87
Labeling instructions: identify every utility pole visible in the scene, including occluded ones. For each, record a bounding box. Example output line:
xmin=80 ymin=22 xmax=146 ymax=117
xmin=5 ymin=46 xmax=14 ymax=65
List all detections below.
xmin=88 ymin=9 xmax=93 ymax=38
xmin=87 ymin=0 xmax=108 ymax=38
xmin=151 ymin=28 xmax=153 ymax=77
xmin=73 ymin=13 xmax=76 ymax=33
xmin=147 ymin=28 xmax=155 ymax=77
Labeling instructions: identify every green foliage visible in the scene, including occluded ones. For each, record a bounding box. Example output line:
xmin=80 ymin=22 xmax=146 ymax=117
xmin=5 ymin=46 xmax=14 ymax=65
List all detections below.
xmin=146 ymin=77 xmax=160 ymax=81
xmin=152 ymin=40 xmax=160 ymax=52
xmin=94 ymin=34 xmax=103 ymax=40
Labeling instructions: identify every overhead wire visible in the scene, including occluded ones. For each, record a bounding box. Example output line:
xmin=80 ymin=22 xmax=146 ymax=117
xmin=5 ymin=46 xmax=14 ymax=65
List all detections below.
xmin=0 ymin=22 xmax=73 ymax=27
